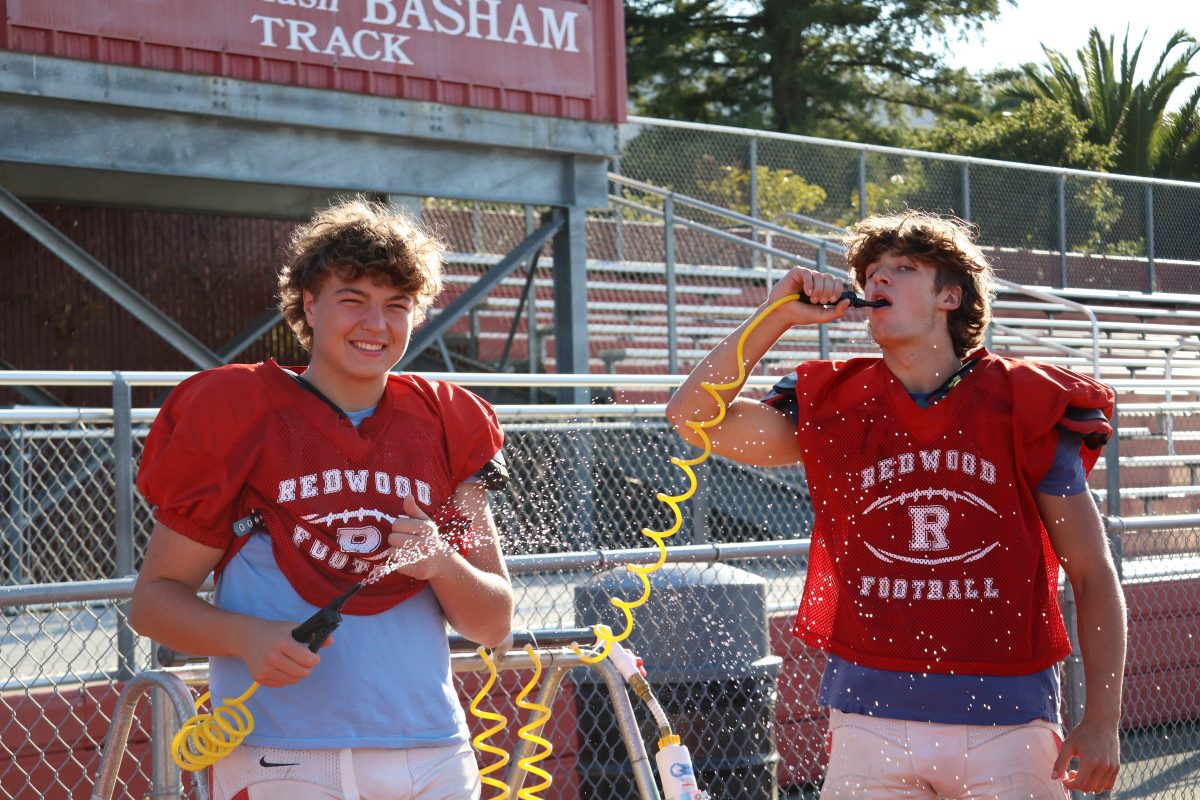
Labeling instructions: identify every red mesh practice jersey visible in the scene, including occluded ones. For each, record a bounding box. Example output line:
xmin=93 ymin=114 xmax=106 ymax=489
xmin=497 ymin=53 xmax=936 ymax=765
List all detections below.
xmin=790 ymin=349 xmax=1114 ymax=675
xmin=137 ymin=360 xmax=504 ymax=615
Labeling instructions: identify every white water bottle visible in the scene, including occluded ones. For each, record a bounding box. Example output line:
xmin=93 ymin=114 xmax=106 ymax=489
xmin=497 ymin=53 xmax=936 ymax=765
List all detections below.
xmin=656 ymin=736 xmax=706 ymax=800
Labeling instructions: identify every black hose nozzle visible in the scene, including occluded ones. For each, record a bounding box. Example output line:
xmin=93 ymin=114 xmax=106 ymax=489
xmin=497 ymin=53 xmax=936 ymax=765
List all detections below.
xmin=798 ymin=289 xmax=889 ymax=308
xmin=290 ymin=583 xmax=364 ymax=653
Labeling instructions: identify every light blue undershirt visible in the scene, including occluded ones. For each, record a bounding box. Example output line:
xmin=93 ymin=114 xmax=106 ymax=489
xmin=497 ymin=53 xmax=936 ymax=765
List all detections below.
xmin=210 ymin=403 xmax=468 ymax=748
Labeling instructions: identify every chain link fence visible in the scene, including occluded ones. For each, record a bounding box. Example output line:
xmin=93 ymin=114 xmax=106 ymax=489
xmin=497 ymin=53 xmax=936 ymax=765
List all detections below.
xmin=614 ymin=117 xmax=1200 ymax=295
xmin=3 ymin=382 xmax=1200 ymax=799
xmin=1108 ymin=516 xmax=1200 ymax=800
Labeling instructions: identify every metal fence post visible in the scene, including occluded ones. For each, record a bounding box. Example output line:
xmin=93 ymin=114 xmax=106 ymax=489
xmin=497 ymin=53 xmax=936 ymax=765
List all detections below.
xmin=858 ymin=150 xmax=868 ymax=219
xmin=1061 ymin=580 xmax=1085 ymax=734
xmin=1058 ymin=173 xmax=1068 ymax=288
xmin=690 ymin=460 xmax=709 ymax=545
xmin=112 ymin=372 xmax=138 ymax=682
xmin=1145 ymin=183 xmax=1156 ymax=293
xmin=665 ymin=193 xmax=678 ymax=377
xmin=748 ymin=136 xmax=759 ymax=223
xmin=3 ymin=427 xmax=30 ymax=583
xmin=749 ymin=136 xmax=760 ymax=267
xmin=1105 ymin=398 xmax=1122 ymax=519
xmin=150 ymin=688 xmax=184 ymax=800
xmin=961 ymin=162 xmax=971 ymax=222
xmin=612 ymin=157 xmax=625 ymax=263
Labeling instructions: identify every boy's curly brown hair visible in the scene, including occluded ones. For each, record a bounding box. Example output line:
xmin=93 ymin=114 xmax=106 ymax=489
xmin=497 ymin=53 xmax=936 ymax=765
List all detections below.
xmin=278 ymin=197 xmax=445 ymax=351
xmin=845 ymin=211 xmax=995 ymax=359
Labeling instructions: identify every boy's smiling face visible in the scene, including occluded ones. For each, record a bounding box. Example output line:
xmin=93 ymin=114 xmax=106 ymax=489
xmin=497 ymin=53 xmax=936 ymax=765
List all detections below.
xmin=303 ymin=271 xmax=416 ymax=389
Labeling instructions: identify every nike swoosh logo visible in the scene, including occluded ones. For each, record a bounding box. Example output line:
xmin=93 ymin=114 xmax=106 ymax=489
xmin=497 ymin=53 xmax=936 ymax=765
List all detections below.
xmin=259 ymin=756 xmax=300 ymax=768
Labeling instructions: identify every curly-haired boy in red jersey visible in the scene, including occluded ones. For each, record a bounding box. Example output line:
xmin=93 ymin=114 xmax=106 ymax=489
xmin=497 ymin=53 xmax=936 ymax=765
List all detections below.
xmin=132 ymin=198 xmax=512 ymax=800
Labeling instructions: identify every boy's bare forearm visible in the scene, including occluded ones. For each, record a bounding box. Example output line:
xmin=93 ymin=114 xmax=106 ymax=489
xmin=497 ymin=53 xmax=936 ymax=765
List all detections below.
xmin=667 ymin=307 xmax=792 ymax=434
xmin=1038 ymin=491 xmax=1127 ymax=727
xmin=429 ymin=555 xmax=514 ymax=648
xmin=1073 ymin=568 xmax=1127 ymax=725
xmin=131 ymin=577 xmax=259 ymax=659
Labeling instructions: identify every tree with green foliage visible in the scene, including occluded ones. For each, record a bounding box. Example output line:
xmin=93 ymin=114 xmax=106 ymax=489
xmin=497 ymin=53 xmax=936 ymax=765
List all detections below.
xmin=704 ymin=164 xmax=828 ymax=220
xmin=873 ymin=100 xmax=1128 ymax=253
xmin=625 ymin=0 xmax=1011 ymax=142
xmin=917 ymin=98 xmax=1117 ymax=170
xmin=997 ymin=27 xmax=1200 ymax=179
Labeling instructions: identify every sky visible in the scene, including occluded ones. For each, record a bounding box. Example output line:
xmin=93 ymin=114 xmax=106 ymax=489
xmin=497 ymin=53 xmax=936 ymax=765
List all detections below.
xmin=942 ymin=0 xmax=1199 ymax=107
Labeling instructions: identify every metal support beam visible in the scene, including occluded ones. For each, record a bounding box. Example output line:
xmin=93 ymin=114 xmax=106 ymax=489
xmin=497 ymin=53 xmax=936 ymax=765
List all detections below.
xmin=399 ymin=214 xmax=564 ymax=369
xmin=552 ymin=206 xmax=590 ymax=404
xmin=550 ymin=203 xmax=595 ymax=545
xmin=0 ymin=186 xmax=221 ymax=369
xmin=0 ymin=92 xmax=611 ymax=210
xmin=216 ymin=308 xmax=285 ymax=363
xmin=497 ymin=256 xmax=540 ymax=373
xmin=611 ymin=158 xmax=625 ymax=262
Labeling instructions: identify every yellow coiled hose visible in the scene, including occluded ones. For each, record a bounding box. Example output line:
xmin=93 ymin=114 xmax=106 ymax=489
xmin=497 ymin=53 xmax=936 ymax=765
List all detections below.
xmin=469 ymin=644 xmax=557 ymax=799
xmin=470 ymin=647 xmax=511 ymax=799
xmin=170 ymin=295 xmax=797 ymax=777
xmin=514 ymin=644 xmax=553 ymax=799
xmin=580 ymin=294 xmax=799 ymax=664
xmin=171 ymin=683 xmax=260 ymax=771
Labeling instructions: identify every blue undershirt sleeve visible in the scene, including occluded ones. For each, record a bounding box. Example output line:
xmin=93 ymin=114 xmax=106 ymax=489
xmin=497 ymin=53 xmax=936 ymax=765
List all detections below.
xmin=1037 ymin=429 xmax=1088 ymax=496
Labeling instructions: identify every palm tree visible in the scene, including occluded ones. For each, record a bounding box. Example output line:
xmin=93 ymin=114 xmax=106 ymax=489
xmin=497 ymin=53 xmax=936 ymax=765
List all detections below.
xmin=1153 ymin=84 xmax=1200 ymax=178
xmin=998 ymin=27 xmax=1200 ymax=178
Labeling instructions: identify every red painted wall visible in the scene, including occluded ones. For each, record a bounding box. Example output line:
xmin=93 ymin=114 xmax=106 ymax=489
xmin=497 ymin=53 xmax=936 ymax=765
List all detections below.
xmin=0 ymin=0 xmax=626 ymax=122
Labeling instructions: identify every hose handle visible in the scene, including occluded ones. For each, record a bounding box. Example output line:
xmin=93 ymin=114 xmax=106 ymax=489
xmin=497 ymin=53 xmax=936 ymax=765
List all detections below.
xmin=291 ymin=605 xmax=343 ymax=653
xmin=797 ymin=289 xmax=888 ymax=308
